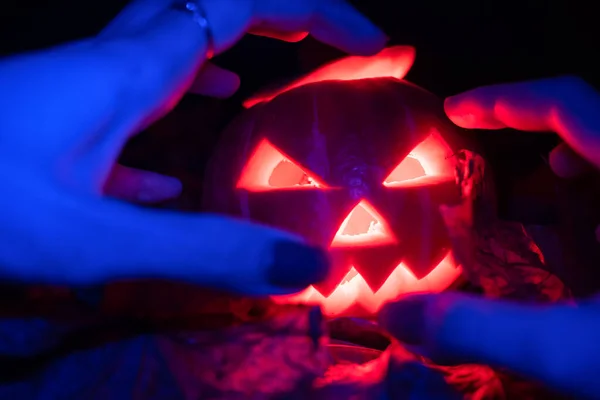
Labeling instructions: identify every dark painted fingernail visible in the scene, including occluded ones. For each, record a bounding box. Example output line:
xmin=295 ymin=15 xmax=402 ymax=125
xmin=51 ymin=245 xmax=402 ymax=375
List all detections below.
xmin=378 ymin=297 xmax=429 ymax=345
xmin=443 ymin=95 xmax=459 ymax=108
xmin=267 ymin=241 xmax=330 ymax=289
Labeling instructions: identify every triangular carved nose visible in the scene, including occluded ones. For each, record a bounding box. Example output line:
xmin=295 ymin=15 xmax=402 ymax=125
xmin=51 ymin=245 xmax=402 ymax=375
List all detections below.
xmin=330 ymin=200 xmax=397 ymax=247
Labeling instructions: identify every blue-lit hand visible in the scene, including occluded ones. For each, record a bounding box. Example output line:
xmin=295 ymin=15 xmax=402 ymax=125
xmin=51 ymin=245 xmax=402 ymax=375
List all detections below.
xmin=0 ymin=0 xmax=385 ymax=293
xmin=380 ymin=76 xmax=600 ymax=399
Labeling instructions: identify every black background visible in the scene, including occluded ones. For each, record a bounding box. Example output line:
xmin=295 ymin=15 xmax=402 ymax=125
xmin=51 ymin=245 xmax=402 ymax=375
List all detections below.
xmin=1 ymin=0 xmax=598 ymax=217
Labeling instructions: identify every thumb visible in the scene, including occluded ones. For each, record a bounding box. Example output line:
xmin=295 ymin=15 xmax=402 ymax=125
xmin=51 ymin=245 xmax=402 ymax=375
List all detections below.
xmin=84 ymin=200 xmax=330 ymax=295
xmin=379 ymin=294 xmax=600 ymax=399
xmin=12 ymin=189 xmax=329 ymax=295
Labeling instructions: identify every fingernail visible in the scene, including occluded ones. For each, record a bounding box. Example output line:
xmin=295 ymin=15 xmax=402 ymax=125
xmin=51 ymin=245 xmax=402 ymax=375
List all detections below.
xmin=156 ymin=176 xmax=183 ymax=194
xmin=443 ymin=95 xmax=459 ymax=110
xmin=443 ymin=97 xmax=476 ymax=127
xmin=267 ymin=241 xmax=330 ymax=289
xmin=138 ymin=177 xmax=182 ymax=202
xmin=378 ymin=297 xmax=429 ymax=345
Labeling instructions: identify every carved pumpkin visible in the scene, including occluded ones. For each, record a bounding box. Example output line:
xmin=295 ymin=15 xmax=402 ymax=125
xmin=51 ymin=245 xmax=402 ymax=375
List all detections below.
xmin=204 ymin=47 xmax=472 ymax=317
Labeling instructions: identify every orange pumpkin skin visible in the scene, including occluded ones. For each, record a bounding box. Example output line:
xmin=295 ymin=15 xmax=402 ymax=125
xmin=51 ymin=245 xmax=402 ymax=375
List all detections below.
xmin=203 ymin=78 xmax=471 ymax=317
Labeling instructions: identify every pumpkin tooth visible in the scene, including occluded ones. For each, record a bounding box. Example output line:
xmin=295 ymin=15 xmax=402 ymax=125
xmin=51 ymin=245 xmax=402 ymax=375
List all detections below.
xmin=401 ymin=235 xmax=452 ymax=279
xmin=351 ymin=245 xmax=404 ymax=293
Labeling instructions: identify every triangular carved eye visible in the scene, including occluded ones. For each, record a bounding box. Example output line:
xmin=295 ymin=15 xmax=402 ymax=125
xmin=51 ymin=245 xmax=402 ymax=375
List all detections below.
xmin=383 ymin=131 xmax=455 ymax=187
xmin=237 ymin=139 xmax=326 ymax=191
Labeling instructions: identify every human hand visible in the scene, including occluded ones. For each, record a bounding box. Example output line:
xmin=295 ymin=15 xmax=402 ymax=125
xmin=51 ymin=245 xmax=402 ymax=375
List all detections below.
xmin=379 ymin=76 xmax=600 ymax=399
xmin=444 ymin=76 xmax=600 ymax=178
xmin=0 ymin=0 xmax=386 ymax=294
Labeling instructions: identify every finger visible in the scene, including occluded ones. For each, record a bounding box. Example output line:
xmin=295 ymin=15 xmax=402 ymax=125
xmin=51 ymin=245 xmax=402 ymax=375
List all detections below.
xmin=312 ymin=0 xmax=388 ymax=56
xmin=189 ymin=62 xmax=240 ymax=98
xmin=549 ymin=142 xmax=594 ymax=178
xmin=200 ymin=0 xmax=386 ymax=56
xmin=379 ymin=294 xmax=600 ymax=399
xmin=41 ymin=198 xmax=330 ymax=296
xmin=96 ymin=0 xmax=215 ymax=137
xmin=103 ymin=164 xmax=182 ymax=203
xmin=443 ymin=76 xmax=600 ymax=170
xmin=244 ymin=45 xmax=415 ymax=108
xmin=252 ymin=0 xmax=387 ymax=56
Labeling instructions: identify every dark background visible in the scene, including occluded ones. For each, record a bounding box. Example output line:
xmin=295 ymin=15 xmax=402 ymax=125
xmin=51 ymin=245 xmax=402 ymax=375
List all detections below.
xmin=1 ymin=0 xmax=598 ymax=218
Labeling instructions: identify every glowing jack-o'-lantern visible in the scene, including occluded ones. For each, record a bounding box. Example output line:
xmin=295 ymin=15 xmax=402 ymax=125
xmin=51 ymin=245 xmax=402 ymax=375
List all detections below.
xmin=204 ymin=46 xmax=473 ymax=317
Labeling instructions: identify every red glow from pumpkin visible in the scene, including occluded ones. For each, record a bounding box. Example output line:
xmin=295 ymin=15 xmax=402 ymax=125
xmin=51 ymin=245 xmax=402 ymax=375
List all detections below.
xmin=236 ymin=139 xmax=327 ymax=191
xmin=274 ymin=252 xmax=460 ymax=317
xmin=244 ymin=46 xmax=416 ymax=109
xmin=238 ymin=46 xmax=462 ymax=317
xmin=237 ymin=133 xmax=461 ymax=317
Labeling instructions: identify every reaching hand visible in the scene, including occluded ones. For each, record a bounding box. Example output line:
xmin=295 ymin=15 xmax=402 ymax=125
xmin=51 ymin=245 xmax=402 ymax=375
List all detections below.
xmin=379 ymin=76 xmax=600 ymax=399
xmin=0 ymin=0 xmax=386 ymax=294
xmin=444 ymin=76 xmax=600 ymax=178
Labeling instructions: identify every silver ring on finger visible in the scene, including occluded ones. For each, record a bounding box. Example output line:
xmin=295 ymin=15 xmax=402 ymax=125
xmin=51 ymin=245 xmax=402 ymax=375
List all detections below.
xmin=171 ymin=0 xmax=215 ymax=59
